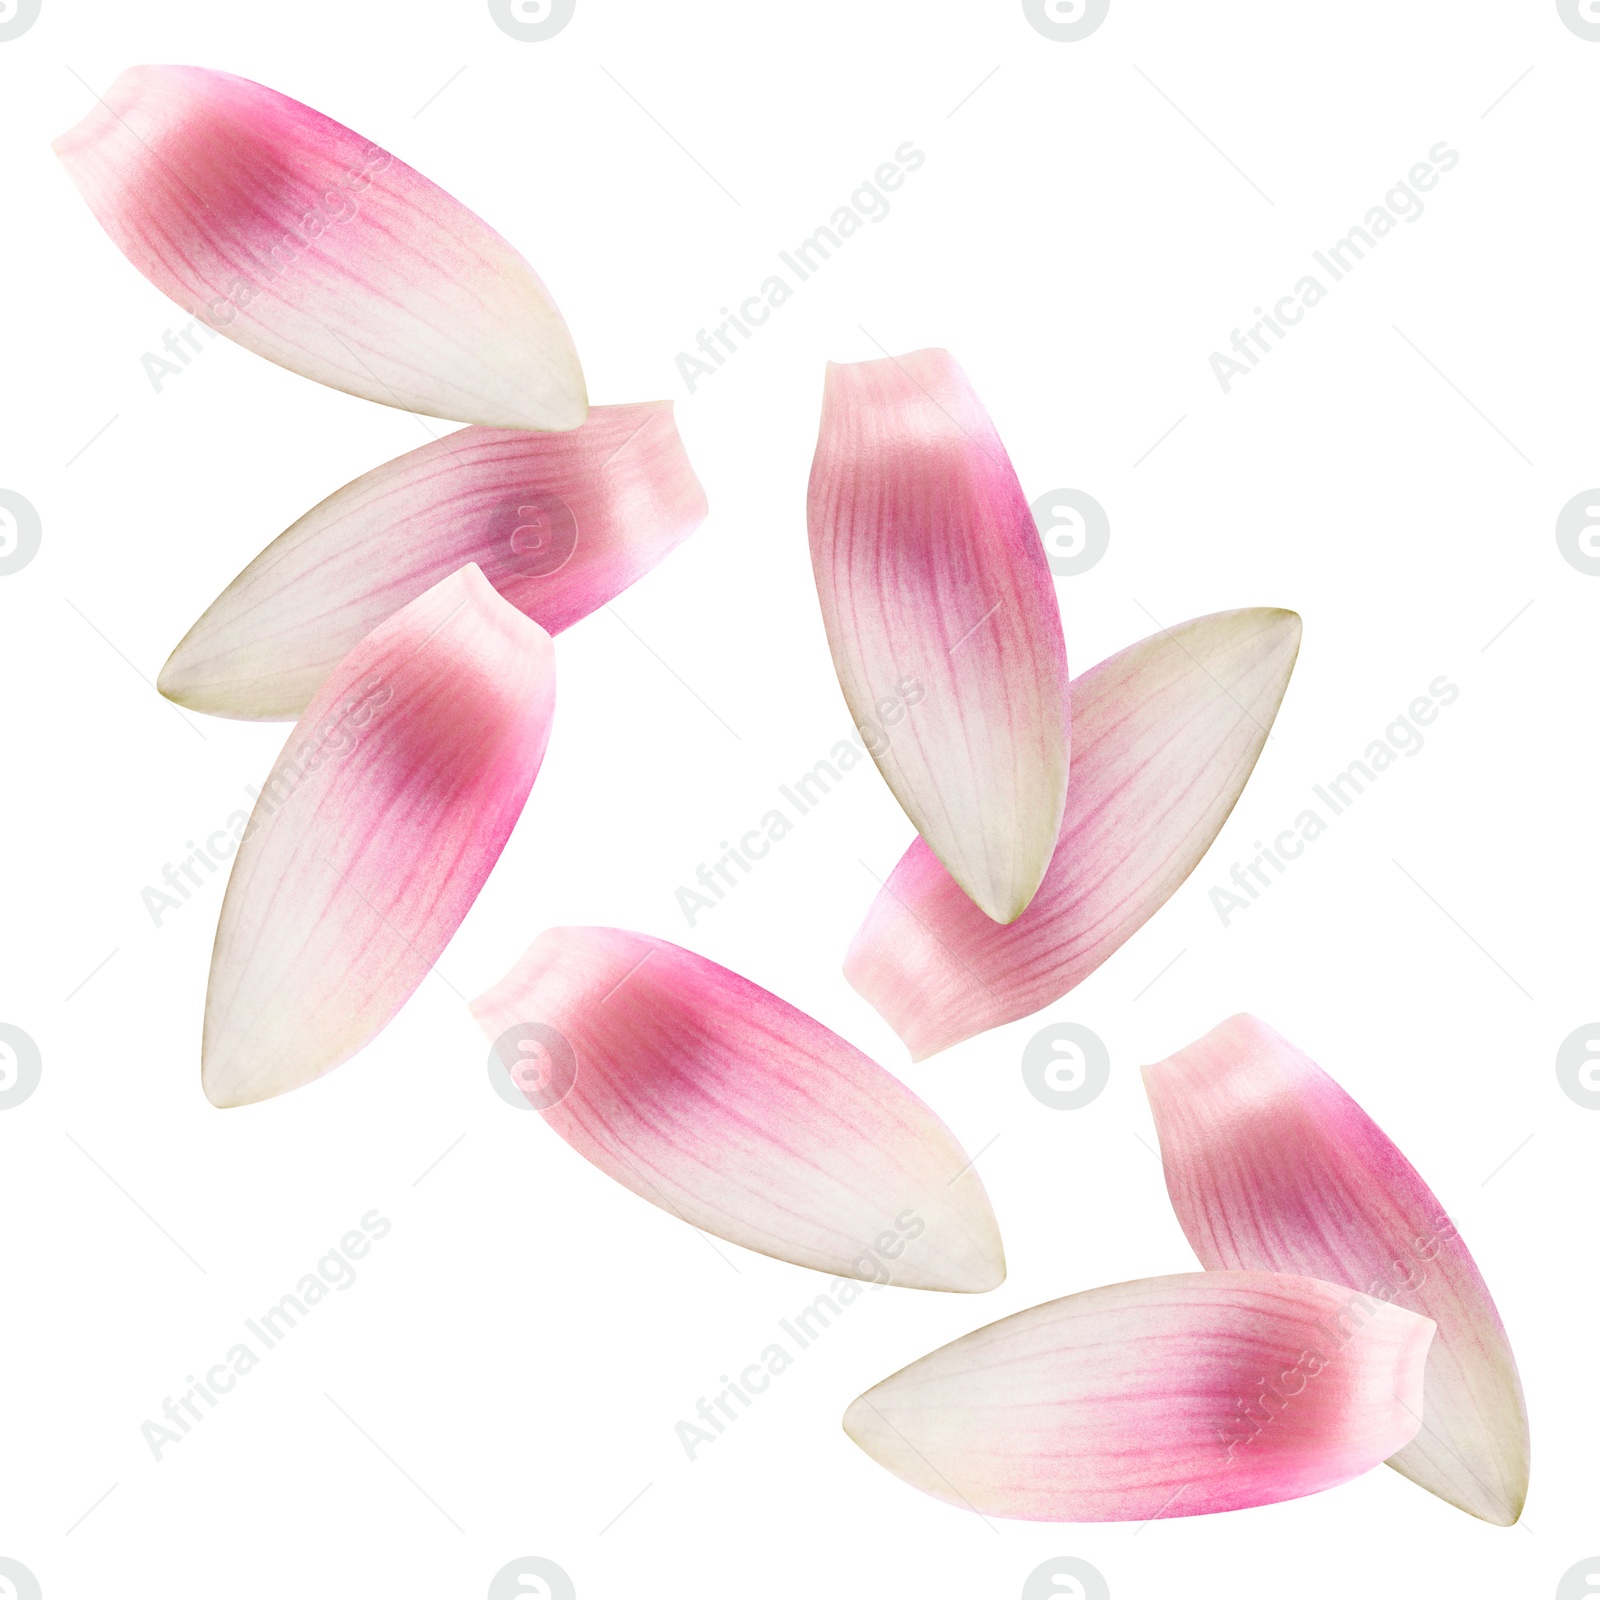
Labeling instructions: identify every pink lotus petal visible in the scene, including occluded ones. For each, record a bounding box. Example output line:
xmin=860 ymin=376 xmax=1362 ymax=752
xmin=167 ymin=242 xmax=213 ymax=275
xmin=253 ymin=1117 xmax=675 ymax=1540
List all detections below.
xmin=846 ymin=607 xmax=1299 ymax=1059
xmin=159 ymin=401 xmax=706 ymax=720
xmin=203 ymin=564 xmax=554 ymax=1107
xmin=56 ymin=65 xmax=585 ymax=429
xmin=1142 ymin=1016 xmax=1530 ymax=1524
xmin=469 ymin=927 xmax=1005 ymax=1291
xmin=844 ymin=1270 xmax=1433 ymax=1522
xmin=808 ymin=350 xmax=1070 ymax=924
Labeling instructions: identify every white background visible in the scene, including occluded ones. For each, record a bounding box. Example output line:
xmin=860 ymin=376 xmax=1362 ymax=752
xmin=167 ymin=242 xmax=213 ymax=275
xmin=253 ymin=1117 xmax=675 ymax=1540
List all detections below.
xmin=1 ymin=2 xmax=1595 ymax=1596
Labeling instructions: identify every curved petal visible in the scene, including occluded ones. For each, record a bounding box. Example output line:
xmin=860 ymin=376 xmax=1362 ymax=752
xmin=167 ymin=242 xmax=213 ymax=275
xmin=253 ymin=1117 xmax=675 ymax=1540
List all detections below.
xmin=844 ymin=1267 xmax=1433 ymax=1516
xmin=807 ymin=350 xmax=1069 ymax=924
xmin=844 ymin=1271 xmax=1433 ymax=1523
xmin=204 ymin=564 xmax=554 ymax=1107
xmin=159 ymin=401 xmax=706 ymax=720
xmin=1141 ymin=1015 xmax=1530 ymax=1525
xmin=469 ymin=927 xmax=1005 ymax=1291
xmin=55 ymin=65 xmax=585 ymax=429
xmin=845 ymin=607 xmax=1300 ymax=1059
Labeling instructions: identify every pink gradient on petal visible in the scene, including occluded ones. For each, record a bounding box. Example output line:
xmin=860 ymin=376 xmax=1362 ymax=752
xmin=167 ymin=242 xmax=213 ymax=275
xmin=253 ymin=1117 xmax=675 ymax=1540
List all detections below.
xmin=808 ymin=350 xmax=1069 ymax=923
xmin=56 ymin=65 xmax=585 ymax=428
xmin=844 ymin=1271 xmax=1433 ymax=1522
xmin=1142 ymin=1016 xmax=1530 ymax=1524
xmin=203 ymin=564 xmax=554 ymax=1106
xmin=160 ymin=401 xmax=706 ymax=719
xmin=470 ymin=927 xmax=1005 ymax=1290
xmin=845 ymin=607 xmax=1300 ymax=1058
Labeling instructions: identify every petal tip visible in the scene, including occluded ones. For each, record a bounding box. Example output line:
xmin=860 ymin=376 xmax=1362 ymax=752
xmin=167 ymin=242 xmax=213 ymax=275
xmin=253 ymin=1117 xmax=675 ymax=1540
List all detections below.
xmin=917 ymin=1183 xmax=1006 ymax=1293
xmin=200 ymin=1060 xmax=249 ymax=1109
xmin=954 ymin=1249 xmax=1006 ymax=1294
xmin=156 ymin=644 xmax=196 ymax=709
xmin=841 ymin=1390 xmax=877 ymax=1448
xmin=842 ymin=1385 xmax=906 ymax=1465
xmin=537 ymin=379 xmax=589 ymax=433
xmin=898 ymin=1258 xmax=1006 ymax=1295
xmin=980 ymin=883 xmax=1035 ymax=926
xmin=1268 ymin=607 xmax=1304 ymax=653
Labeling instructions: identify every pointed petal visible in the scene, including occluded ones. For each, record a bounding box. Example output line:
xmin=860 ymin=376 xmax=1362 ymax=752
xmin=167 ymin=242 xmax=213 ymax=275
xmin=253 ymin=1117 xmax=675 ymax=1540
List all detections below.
xmin=55 ymin=66 xmax=585 ymax=429
xmin=846 ymin=607 xmax=1300 ymax=1058
xmin=807 ymin=350 xmax=1069 ymax=923
xmin=1142 ymin=1016 xmax=1530 ymax=1525
xmin=469 ymin=927 xmax=1005 ymax=1291
xmin=844 ymin=1270 xmax=1433 ymax=1522
xmin=159 ymin=402 xmax=706 ymax=720
xmin=203 ymin=565 xmax=554 ymax=1107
